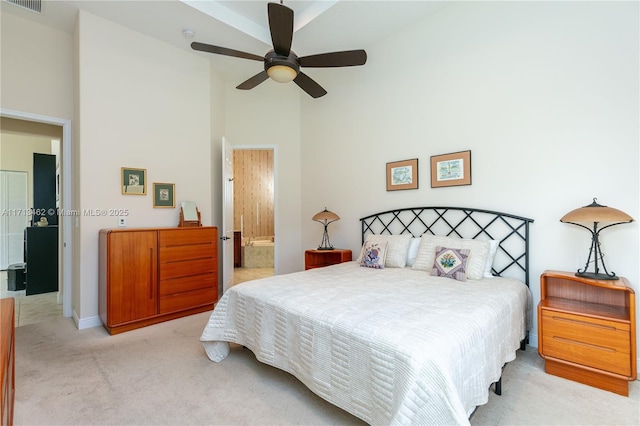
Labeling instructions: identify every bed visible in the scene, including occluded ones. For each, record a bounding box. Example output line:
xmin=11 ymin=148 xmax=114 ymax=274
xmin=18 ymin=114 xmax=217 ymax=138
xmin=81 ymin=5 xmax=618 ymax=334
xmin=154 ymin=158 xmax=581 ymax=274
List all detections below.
xmin=201 ymin=207 xmax=534 ymax=425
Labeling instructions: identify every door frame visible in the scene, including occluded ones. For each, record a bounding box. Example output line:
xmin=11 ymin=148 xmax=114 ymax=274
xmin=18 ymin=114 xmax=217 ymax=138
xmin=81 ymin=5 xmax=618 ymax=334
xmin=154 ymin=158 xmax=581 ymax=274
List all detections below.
xmin=0 ymin=108 xmax=73 ymax=318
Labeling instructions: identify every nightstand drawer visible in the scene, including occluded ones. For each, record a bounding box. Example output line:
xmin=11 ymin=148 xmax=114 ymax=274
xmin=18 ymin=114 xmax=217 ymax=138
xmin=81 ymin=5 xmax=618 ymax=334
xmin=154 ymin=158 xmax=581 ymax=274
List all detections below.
xmin=541 ymin=310 xmax=631 ymax=376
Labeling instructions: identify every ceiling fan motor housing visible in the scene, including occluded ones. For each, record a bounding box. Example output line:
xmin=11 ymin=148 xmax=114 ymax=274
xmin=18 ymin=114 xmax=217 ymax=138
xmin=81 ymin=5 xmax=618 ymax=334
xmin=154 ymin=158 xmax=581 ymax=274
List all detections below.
xmin=264 ymin=50 xmax=299 ymax=82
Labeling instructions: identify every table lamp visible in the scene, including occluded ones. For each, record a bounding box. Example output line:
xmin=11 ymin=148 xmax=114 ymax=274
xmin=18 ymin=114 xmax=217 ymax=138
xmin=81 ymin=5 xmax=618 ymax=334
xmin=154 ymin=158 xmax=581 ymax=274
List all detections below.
xmin=560 ymin=198 xmax=634 ymax=280
xmin=312 ymin=208 xmax=340 ymax=250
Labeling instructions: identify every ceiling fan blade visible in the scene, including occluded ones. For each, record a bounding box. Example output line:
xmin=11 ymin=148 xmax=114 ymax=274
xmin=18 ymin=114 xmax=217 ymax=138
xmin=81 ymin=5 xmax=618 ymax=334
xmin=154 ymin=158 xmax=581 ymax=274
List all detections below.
xmin=236 ymin=71 xmax=269 ymax=90
xmin=268 ymin=2 xmax=294 ymax=56
xmin=191 ymin=42 xmax=264 ymax=62
xmin=293 ymin=72 xmax=327 ymax=98
xmin=298 ymin=50 xmax=367 ymax=68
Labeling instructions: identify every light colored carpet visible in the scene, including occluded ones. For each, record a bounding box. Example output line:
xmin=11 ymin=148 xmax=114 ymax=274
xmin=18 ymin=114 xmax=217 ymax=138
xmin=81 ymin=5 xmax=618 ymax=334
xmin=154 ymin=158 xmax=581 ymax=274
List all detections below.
xmin=13 ymin=312 xmax=640 ymax=425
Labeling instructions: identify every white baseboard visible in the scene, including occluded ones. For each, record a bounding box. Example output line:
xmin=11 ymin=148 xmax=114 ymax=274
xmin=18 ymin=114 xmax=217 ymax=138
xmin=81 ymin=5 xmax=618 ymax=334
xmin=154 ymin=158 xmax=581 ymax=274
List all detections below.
xmin=527 ymin=332 xmax=538 ymax=349
xmin=72 ymin=310 xmax=102 ymax=330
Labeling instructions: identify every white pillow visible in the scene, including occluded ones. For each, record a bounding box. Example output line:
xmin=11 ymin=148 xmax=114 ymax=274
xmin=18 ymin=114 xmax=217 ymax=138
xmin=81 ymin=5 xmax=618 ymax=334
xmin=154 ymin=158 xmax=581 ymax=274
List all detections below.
xmin=357 ymin=234 xmax=412 ymax=268
xmin=483 ymin=240 xmax=499 ymax=278
xmin=406 ymin=237 xmax=421 ymax=267
xmin=411 ymin=235 xmax=490 ymax=280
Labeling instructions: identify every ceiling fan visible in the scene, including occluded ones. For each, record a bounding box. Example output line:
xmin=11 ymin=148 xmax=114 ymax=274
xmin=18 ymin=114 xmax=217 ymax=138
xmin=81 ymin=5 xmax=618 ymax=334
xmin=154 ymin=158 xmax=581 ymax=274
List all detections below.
xmin=191 ymin=1 xmax=367 ymax=98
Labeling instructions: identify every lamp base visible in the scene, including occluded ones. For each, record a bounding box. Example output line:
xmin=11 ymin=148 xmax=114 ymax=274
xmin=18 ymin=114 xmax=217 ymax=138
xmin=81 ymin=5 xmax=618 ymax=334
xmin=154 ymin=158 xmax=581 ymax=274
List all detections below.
xmin=316 ymin=246 xmax=334 ymax=251
xmin=575 ymin=271 xmax=619 ymax=281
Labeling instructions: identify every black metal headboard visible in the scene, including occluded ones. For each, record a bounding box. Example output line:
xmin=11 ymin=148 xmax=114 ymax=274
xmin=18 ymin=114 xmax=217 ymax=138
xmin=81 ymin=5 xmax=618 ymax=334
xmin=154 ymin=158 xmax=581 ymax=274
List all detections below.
xmin=360 ymin=207 xmax=534 ymax=286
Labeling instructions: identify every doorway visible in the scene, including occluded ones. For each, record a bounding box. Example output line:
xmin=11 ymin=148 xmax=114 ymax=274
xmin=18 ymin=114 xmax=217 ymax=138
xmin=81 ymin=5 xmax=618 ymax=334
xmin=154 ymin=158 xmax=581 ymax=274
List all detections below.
xmin=0 ymin=109 xmax=73 ymax=324
xmin=233 ymin=148 xmax=275 ymax=285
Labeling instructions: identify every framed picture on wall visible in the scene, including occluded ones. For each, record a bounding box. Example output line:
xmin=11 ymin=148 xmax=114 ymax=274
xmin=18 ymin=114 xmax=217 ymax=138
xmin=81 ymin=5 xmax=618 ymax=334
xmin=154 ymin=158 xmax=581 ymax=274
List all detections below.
xmin=430 ymin=150 xmax=471 ymax=188
xmin=121 ymin=167 xmax=147 ymax=195
xmin=386 ymin=158 xmax=418 ymax=191
xmin=153 ymin=182 xmax=175 ymax=208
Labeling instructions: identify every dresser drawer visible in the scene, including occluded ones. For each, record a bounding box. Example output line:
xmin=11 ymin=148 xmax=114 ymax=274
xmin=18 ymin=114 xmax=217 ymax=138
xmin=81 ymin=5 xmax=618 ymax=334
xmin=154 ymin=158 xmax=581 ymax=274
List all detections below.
xmin=159 ymin=228 xmax=217 ymax=247
xmin=159 ymin=272 xmax=217 ymax=297
xmin=159 ymin=286 xmax=217 ymax=314
xmin=159 ymin=257 xmax=216 ymax=280
xmin=541 ymin=310 xmax=631 ymax=376
xmin=159 ymin=229 xmax=216 ymax=263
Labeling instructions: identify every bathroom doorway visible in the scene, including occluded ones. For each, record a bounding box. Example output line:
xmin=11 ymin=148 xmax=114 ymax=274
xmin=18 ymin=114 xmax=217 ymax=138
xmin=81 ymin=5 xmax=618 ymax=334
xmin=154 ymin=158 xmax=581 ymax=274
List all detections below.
xmin=233 ymin=148 xmax=275 ymax=285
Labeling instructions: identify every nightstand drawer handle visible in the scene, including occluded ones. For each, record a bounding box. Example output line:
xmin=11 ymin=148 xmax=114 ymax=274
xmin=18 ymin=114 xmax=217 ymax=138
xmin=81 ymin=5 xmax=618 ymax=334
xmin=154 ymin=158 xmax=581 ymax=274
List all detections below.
xmin=552 ymin=336 xmax=616 ymax=353
xmin=552 ymin=316 xmax=617 ymax=331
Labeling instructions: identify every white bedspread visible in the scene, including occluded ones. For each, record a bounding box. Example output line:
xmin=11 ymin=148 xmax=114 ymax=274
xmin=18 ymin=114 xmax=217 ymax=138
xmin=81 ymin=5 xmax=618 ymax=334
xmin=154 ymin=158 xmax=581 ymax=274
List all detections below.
xmin=201 ymin=262 xmax=531 ymax=425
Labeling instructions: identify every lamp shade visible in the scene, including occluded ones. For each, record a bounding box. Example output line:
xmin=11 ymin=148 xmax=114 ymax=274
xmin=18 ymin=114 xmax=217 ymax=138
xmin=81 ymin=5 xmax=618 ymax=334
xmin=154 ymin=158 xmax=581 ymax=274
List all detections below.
xmin=560 ymin=199 xmax=634 ymax=224
xmin=312 ymin=209 xmax=340 ymax=224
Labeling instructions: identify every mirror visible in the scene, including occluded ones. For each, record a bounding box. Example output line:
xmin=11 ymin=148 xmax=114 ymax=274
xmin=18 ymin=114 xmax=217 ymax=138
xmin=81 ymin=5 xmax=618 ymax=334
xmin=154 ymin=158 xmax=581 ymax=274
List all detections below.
xmin=181 ymin=201 xmax=198 ymax=221
xmin=178 ymin=201 xmax=202 ymax=227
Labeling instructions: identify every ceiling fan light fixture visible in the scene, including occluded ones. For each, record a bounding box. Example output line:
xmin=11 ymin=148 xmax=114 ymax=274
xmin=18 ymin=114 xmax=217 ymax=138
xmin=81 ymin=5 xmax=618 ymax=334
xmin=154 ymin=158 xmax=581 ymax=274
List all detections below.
xmin=267 ymin=64 xmax=297 ymax=83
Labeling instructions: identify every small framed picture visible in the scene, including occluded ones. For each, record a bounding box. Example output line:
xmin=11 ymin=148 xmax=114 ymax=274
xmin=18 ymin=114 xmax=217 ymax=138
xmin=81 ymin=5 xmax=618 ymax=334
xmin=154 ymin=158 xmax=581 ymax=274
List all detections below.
xmin=386 ymin=158 xmax=418 ymax=191
xmin=121 ymin=167 xmax=146 ymax=195
xmin=430 ymin=150 xmax=471 ymax=188
xmin=153 ymin=183 xmax=175 ymax=208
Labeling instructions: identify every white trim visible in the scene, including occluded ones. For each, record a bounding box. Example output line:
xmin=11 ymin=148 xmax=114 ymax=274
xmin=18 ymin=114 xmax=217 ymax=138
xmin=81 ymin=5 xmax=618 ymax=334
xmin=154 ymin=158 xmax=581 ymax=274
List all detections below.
xmin=73 ymin=310 xmax=102 ymax=330
xmin=528 ymin=333 xmax=538 ymax=349
xmin=0 ymin=108 xmax=73 ymax=319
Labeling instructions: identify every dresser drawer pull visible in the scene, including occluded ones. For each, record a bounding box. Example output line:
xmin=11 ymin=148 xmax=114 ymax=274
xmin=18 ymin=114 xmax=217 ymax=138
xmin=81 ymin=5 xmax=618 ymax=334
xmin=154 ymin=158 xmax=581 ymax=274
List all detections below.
xmin=164 ymin=241 xmax=213 ymax=248
xmin=552 ymin=336 xmax=616 ymax=353
xmin=163 ymin=271 xmax=215 ymax=281
xmin=552 ymin=315 xmax=617 ymax=331
xmin=164 ymin=256 xmax=214 ymax=264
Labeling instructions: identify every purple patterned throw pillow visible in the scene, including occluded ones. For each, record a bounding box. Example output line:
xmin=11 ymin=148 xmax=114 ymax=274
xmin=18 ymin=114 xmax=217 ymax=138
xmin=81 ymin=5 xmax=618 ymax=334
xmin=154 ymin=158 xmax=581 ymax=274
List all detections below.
xmin=431 ymin=246 xmax=470 ymax=281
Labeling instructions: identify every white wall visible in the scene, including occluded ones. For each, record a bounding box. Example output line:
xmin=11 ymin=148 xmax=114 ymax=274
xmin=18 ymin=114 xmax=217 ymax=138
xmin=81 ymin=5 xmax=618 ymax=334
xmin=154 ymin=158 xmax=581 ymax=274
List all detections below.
xmin=0 ymin=131 xmax=52 ymax=214
xmin=75 ymin=10 xmax=212 ymax=324
xmin=0 ymin=10 xmax=74 ymax=120
xmin=224 ymin=82 xmax=303 ymax=273
xmin=300 ymin=1 xmax=639 ymax=349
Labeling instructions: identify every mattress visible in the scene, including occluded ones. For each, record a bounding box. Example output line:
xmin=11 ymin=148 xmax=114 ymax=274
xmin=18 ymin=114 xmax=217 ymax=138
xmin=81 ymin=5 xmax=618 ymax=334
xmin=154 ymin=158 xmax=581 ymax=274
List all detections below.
xmin=201 ymin=261 xmax=531 ymax=425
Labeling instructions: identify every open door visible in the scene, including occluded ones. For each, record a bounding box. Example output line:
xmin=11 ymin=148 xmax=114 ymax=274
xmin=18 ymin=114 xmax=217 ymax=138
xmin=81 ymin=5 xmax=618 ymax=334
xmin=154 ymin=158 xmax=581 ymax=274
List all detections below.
xmin=221 ymin=137 xmax=234 ymax=294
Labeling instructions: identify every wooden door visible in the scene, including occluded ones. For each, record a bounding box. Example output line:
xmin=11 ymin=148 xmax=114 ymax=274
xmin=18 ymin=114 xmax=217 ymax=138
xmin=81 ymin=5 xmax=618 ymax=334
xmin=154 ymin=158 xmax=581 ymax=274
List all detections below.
xmin=107 ymin=231 xmax=158 ymax=325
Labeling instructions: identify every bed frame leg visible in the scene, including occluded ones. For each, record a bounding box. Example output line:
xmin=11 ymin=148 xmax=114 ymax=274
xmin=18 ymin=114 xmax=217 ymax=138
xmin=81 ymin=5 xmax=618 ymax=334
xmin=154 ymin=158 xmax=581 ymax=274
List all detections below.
xmin=520 ymin=332 xmax=529 ymax=351
xmin=494 ymin=377 xmax=502 ymax=396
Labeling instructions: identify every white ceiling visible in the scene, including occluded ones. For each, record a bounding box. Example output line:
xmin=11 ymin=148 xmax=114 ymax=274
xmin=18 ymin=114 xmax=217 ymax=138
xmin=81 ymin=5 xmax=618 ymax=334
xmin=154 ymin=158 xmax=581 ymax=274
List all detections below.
xmin=1 ymin=0 xmax=448 ymax=79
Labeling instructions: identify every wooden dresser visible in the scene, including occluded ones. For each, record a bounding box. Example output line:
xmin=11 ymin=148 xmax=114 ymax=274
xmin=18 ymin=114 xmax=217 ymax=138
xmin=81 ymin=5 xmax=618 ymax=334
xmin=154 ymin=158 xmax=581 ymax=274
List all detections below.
xmin=1 ymin=298 xmax=15 ymax=426
xmin=99 ymin=227 xmax=218 ymax=335
xmin=538 ymin=270 xmax=637 ymax=396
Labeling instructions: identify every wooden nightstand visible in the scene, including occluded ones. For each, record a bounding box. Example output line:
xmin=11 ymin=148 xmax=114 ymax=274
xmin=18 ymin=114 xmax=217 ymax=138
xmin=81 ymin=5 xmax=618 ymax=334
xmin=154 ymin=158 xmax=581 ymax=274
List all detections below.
xmin=538 ymin=270 xmax=637 ymax=396
xmin=305 ymin=249 xmax=352 ymax=270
